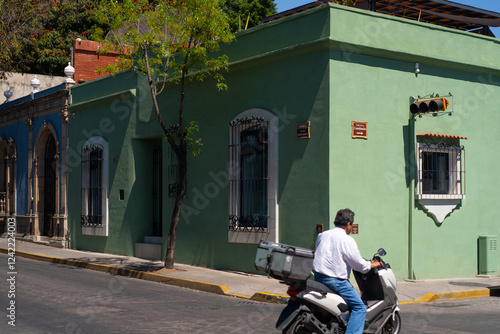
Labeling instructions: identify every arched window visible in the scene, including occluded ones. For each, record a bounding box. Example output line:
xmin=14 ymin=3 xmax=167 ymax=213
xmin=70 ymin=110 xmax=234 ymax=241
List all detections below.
xmin=228 ymin=109 xmax=278 ymax=243
xmin=81 ymin=137 xmax=108 ymax=236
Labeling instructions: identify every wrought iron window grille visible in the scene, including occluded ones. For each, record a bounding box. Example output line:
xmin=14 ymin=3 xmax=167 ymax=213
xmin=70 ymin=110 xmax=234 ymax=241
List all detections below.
xmin=152 ymin=146 xmax=163 ymax=236
xmin=229 ymin=115 xmax=265 ymax=127
xmin=81 ymin=144 xmax=104 ymax=228
xmin=81 ymin=143 xmax=102 ymax=153
xmin=228 ymin=214 xmax=268 ymax=232
xmin=228 ymin=116 xmax=269 ymax=232
xmin=81 ymin=215 xmax=103 ymax=228
xmin=417 ymin=142 xmax=465 ymax=198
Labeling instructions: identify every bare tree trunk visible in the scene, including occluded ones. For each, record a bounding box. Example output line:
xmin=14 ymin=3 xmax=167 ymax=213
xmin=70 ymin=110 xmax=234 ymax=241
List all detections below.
xmin=143 ymin=48 xmax=179 ymax=268
xmin=143 ymin=44 xmax=191 ymax=269
xmin=164 ymin=152 xmax=186 ymax=269
xmin=164 ymin=51 xmax=190 ymax=268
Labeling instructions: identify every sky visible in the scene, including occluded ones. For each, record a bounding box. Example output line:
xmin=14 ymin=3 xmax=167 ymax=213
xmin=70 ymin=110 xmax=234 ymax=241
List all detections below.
xmin=274 ymin=0 xmax=500 ymax=36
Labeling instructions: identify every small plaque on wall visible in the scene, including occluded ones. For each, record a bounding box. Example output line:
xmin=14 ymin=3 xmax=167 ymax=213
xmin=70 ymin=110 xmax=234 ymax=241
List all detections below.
xmin=351 ymin=121 xmax=368 ymax=139
xmin=352 ymin=224 xmax=359 ymax=234
xmin=296 ymin=122 xmax=310 ymax=139
xmin=316 ymin=224 xmax=323 ymax=234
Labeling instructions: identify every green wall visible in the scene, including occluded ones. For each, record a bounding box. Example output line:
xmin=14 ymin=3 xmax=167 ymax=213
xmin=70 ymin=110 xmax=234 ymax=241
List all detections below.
xmin=326 ymin=4 xmax=500 ymax=280
xmin=68 ymin=71 xmax=161 ymax=255
xmin=68 ymin=3 xmax=500 ymax=280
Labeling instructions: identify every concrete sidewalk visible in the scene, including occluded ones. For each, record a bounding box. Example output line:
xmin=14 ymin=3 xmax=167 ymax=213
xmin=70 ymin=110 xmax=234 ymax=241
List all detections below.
xmin=1 ymin=237 xmax=499 ymax=304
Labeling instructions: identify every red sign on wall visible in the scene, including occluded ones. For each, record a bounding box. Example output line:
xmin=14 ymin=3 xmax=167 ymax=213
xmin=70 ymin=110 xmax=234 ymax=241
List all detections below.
xmin=351 ymin=121 xmax=368 ymax=139
xmin=352 ymin=224 xmax=359 ymax=234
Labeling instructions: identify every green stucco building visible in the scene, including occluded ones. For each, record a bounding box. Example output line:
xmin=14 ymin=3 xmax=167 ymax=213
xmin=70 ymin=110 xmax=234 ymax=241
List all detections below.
xmin=68 ymin=2 xmax=500 ymax=280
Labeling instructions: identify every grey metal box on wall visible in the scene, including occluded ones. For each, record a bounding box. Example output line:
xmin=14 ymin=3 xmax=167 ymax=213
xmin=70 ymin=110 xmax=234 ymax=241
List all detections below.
xmin=255 ymin=240 xmax=314 ymax=281
xmin=478 ymin=235 xmax=498 ymax=275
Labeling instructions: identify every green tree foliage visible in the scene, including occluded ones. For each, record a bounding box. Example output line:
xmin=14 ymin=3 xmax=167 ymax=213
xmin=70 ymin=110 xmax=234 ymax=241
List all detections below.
xmin=95 ymin=0 xmax=234 ymax=269
xmin=0 ymin=0 xmax=275 ymax=77
xmin=0 ymin=0 xmax=49 ymax=77
xmin=223 ymin=0 xmax=277 ymax=32
xmin=0 ymin=0 xmax=107 ymax=78
xmin=31 ymin=0 xmax=107 ymax=75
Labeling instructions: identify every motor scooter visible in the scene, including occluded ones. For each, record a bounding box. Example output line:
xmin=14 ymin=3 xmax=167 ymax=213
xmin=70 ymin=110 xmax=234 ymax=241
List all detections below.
xmin=254 ymin=242 xmax=400 ymax=334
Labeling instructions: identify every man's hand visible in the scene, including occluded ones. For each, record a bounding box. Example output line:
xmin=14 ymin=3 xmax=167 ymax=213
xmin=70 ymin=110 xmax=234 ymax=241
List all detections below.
xmin=370 ymin=260 xmax=382 ymax=269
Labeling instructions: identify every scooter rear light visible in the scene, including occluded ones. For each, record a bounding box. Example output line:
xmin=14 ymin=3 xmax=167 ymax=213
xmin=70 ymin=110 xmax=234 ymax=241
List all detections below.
xmin=287 ymin=286 xmax=304 ymax=297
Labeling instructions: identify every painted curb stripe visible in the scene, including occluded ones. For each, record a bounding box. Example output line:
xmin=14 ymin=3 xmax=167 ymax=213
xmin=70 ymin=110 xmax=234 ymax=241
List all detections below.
xmin=399 ymin=288 xmax=491 ymax=305
xmin=250 ymin=292 xmax=290 ymax=304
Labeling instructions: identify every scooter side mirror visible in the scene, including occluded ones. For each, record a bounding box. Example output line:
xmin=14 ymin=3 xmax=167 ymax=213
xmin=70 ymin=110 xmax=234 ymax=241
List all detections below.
xmin=377 ymin=248 xmax=387 ymax=257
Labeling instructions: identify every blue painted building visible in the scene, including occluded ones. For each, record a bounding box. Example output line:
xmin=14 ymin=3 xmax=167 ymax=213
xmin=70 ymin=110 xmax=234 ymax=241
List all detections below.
xmin=0 ymin=80 xmax=72 ymax=247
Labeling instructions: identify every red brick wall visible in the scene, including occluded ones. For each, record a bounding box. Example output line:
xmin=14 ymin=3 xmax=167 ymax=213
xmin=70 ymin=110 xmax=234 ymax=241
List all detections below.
xmin=72 ymin=40 xmax=122 ymax=84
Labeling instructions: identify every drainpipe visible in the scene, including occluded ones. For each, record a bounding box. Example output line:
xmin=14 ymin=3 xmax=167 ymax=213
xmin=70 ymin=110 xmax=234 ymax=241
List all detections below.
xmin=408 ymin=107 xmax=415 ymax=280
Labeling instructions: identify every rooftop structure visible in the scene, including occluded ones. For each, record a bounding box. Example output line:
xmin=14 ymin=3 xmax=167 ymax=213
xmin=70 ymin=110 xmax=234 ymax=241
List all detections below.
xmin=264 ymin=0 xmax=500 ymax=37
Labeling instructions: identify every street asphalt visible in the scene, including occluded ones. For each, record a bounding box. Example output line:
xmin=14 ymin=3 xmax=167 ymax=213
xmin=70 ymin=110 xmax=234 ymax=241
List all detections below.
xmin=1 ymin=237 xmax=499 ymax=304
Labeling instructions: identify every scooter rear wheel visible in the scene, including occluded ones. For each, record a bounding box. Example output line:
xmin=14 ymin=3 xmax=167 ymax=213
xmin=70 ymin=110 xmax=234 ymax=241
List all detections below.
xmin=282 ymin=311 xmax=310 ymax=334
xmin=382 ymin=311 xmax=401 ymax=334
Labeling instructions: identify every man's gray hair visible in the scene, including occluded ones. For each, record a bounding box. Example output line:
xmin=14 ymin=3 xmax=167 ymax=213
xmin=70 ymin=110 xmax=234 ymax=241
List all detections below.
xmin=334 ymin=208 xmax=354 ymax=227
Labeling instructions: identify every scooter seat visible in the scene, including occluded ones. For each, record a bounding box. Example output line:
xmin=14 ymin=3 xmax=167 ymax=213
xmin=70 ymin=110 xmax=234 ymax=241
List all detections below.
xmin=305 ymin=280 xmax=334 ymax=295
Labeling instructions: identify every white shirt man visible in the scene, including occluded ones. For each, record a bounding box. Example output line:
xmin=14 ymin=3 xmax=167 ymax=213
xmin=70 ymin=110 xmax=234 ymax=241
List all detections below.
xmin=312 ymin=209 xmax=380 ymax=334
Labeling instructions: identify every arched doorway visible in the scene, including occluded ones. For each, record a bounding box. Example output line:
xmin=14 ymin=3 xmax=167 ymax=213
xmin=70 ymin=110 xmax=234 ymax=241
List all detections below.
xmin=43 ymin=135 xmax=57 ymax=237
xmin=34 ymin=122 xmax=60 ymax=239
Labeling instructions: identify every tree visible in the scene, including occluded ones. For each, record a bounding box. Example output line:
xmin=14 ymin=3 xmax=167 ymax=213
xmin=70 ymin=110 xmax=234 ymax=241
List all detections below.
xmin=0 ymin=0 xmax=274 ymax=78
xmin=0 ymin=0 xmax=50 ymax=78
xmin=95 ymin=0 xmax=234 ymax=269
xmin=30 ymin=0 xmax=108 ymax=75
xmin=223 ymin=0 xmax=277 ymax=32
xmin=0 ymin=0 xmax=108 ymax=78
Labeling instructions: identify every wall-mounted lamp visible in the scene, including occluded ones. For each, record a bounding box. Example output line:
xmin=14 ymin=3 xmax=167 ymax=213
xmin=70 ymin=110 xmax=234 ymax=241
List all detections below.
xmin=415 ymin=62 xmax=420 ymax=75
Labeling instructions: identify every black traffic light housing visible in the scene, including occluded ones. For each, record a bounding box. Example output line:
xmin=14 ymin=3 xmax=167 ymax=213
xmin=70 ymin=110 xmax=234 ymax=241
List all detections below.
xmin=410 ymin=97 xmax=449 ymax=115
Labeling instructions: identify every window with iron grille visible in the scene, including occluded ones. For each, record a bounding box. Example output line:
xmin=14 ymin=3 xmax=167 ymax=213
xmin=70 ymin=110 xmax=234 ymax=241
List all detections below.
xmin=81 ymin=137 xmax=108 ymax=236
xmin=228 ymin=109 xmax=278 ymax=243
xmin=229 ymin=117 xmax=268 ymax=232
xmin=81 ymin=145 xmax=103 ymax=227
xmin=417 ymin=142 xmax=465 ymax=200
xmin=152 ymin=145 xmax=163 ymax=236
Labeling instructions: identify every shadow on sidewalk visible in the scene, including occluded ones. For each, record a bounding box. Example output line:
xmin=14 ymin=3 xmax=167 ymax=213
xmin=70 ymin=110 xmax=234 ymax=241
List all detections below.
xmin=489 ymin=286 xmax=500 ymax=297
xmin=65 ymin=257 xmax=165 ymax=272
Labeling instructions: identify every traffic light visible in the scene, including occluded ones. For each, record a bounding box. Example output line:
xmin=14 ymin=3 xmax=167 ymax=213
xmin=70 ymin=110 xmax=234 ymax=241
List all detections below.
xmin=410 ymin=97 xmax=449 ymax=115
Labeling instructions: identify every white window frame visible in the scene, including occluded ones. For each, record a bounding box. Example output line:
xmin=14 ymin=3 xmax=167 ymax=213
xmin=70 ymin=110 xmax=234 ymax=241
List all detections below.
xmin=417 ymin=142 xmax=465 ymax=200
xmin=81 ymin=136 xmax=109 ymax=236
xmin=228 ymin=108 xmax=278 ymax=244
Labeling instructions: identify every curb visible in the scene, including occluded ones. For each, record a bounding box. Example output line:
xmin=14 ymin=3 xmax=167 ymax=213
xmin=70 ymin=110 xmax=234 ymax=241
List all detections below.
xmin=250 ymin=292 xmax=289 ymax=304
xmin=399 ymin=288 xmax=491 ymax=305
xmin=0 ymin=248 xmax=232 ymax=296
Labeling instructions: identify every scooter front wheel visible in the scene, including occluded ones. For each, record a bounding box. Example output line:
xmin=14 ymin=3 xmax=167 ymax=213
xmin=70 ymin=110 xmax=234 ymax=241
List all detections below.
xmin=382 ymin=311 xmax=401 ymax=334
